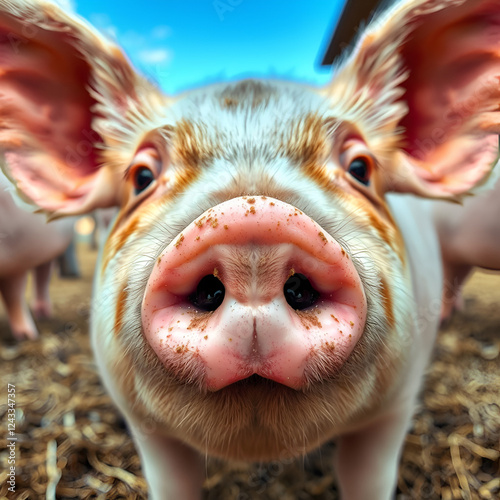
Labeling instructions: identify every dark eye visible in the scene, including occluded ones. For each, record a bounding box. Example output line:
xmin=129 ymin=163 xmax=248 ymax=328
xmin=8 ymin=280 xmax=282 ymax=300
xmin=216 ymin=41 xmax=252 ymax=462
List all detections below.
xmin=348 ymin=158 xmax=371 ymax=186
xmin=133 ymin=166 xmax=155 ymax=194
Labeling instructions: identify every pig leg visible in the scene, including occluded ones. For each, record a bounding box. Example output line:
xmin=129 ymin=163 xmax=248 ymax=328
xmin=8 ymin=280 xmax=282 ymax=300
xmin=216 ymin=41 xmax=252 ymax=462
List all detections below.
xmin=32 ymin=260 xmax=54 ymax=319
xmin=93 ymin=345 xmax=205 ymax=499
xmin=0 ymin=272 xmax=38 ymax=340
xmin=89 ymin=213 xmax=99 ymax=250
xmin=57 ymin=239 xmax=80 ymax=278
xmin=441 ymin=262 xmax=473 ymax=322
xmin=335 ymin=407 xmax=413 ymax=500
xmin=129 ymin=426 xmax=204 ymax=500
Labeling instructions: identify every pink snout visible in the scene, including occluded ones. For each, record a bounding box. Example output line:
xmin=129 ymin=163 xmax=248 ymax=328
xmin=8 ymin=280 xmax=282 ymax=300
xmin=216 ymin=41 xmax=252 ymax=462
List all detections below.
xmin=142 ymin=196 xmax=367 ymax=390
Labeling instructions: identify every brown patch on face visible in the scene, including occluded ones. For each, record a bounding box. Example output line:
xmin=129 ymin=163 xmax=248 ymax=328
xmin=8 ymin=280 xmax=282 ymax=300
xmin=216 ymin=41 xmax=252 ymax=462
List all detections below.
xmin=365 ymin=206 xmax=395 ymax=249
xmin=172 ymin=119 xmax=199 ymax=167
xmin=187 ymin=311 xmax=213 ymax=332
xmin=292 ymin=118 xmax=406 ymax=263
xmin=114 ymin=213 xmax=140 ymax=252
xmin=363 ymin=202 xmax=406 ymax=264
xmin=174 ymin=233 xmax=184 ymax=248
xmin=379 ymin=276 xmax=395 ymax=329
xmin=284 ymin=113 xmax=330 ymax=172
xmin=114 ymin=286 xmax=128 ymax=337
xmin=101 ymin=213 xmax=142 ymax=273
xmin=304 ymin=157 xmax=404 ymax=260
xmin=292 ymin=117 xmax=353 ymax=206
xmin=323 ymin=340 xmax=336 ymax=351
xmin=172 ymin=119 xmax=217 ymax=170
xmin=219 ymin=80 xmax=279 ymax=109
xmin=222 ymin=97 xmax=238 ymax=108
xmin=329 ymin=175 xmax=406 ymax=265
xmin=381 ymin=206 xmax=406 ymax=264
xmin=296 ymin=308 xmax=323 ymax=330
xmin=164 ymin=120 xmax=211 ymax=202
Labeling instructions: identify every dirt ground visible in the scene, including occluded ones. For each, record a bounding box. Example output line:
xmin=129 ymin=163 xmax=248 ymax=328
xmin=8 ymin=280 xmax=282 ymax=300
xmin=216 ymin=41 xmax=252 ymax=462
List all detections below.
xmin=0 ymin=243 xmax=499 ymax=499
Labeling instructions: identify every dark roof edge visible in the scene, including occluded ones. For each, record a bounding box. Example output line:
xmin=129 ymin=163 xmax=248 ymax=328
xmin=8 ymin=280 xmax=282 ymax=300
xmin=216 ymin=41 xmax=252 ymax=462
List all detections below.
xmin=320 ymin=0 xmax=383 ymax=66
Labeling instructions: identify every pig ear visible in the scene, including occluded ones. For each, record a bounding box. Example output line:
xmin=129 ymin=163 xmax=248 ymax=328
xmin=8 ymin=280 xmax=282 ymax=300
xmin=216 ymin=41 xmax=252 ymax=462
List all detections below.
xmin=0 ymin=0 xmax=167 ymax=215
xmin=328 ymin=0 xmax=500 ymax=199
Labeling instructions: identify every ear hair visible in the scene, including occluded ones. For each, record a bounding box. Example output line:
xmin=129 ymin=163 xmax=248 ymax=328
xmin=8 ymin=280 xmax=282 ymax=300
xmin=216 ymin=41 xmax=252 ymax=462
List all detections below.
xmin=0 ymin=0 xmax=170 ymax=214
xmin=327 ymin=0 xmax=474 ymax=145
xmin=326 ymin=0 xmax=500 ymax=198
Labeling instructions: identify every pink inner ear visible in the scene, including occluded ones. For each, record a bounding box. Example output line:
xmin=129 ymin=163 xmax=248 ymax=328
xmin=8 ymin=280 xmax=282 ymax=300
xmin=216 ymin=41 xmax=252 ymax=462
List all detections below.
xmin=0 ymin=18 xmax=103 ymax=213
xmin=4 ymin=151 xmax=98 ymax=213
xmin=394 ymin=134 xmax=498 ymax=199
xmin=395 ymin=1 xmax=500 ymax=196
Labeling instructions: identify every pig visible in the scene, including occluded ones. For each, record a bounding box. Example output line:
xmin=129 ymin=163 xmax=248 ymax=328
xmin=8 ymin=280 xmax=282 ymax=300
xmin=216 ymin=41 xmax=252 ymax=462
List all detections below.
xmin=434 ymin=175 xmax=500 ymax=320
xmin=1 ymin=0 xmax=499 ymax=498
xmin=0 ymin=172 xmax=76 ymax=340
xmin=57 ymin=237 xmax=80 ymax=277
xmin=89 ymin=207 xmax=118 ymax=250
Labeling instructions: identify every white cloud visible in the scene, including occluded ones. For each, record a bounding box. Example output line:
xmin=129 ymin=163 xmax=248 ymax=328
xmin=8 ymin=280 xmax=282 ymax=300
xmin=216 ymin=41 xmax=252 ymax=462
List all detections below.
xmin=89 ymin=13 xmax=119 ymax=39
xmin=151 ymin=25 xmax=172 ymax=40
xmin=120 ymin=30 xmax=146 ymax=47
xmin=55 ymin=0 xmax=76 ymax=11
xmin=86 ymin=12 xmax=173 ymax=83
xmin=138 ymin=48 xmax=172 ymax=65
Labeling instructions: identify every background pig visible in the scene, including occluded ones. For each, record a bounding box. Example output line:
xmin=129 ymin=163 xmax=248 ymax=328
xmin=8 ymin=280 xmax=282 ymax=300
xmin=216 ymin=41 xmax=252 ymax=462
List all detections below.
xmin=0 ymin=172 xmax=76 ymax=340
xmin=434 ymin=175 xmax=500 ymax=320
xmin=1 ymin=0 xmax=499 ymax=499
xmin=88 ymin=207 xmax=118 ymax=250
xmin=57 ymin=237 xmax=81 ymax=278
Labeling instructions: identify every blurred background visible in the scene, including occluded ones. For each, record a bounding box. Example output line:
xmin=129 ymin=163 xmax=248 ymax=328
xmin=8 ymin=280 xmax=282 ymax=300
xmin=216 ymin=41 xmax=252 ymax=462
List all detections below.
xmin=73 ymin=0 xmax=346 ymax=94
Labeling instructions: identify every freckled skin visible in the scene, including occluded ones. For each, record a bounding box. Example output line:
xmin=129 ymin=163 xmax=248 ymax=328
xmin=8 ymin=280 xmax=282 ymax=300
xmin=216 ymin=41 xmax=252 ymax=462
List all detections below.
xmin=142 ymin=196 xmax=368 ymax=391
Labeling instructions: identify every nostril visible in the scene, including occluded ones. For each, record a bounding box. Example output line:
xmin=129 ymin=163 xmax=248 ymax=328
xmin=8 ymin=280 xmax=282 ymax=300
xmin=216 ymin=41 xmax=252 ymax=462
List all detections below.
xmin=284 ymin=273 xmax=320 ymax=310
xmin=189 ymin=275 xmax=225 ymax=311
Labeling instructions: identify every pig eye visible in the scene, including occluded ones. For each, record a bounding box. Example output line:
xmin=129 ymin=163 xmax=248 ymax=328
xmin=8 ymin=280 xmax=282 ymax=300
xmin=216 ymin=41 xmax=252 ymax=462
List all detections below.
xmin=284 ymin=273 xmax=320 ymax=310
xmin=347 ymin=157 xmax=371 ymax=186
xmin=133 ymin=166 xmax=155 ymax=194
xmin=189 ymin=275 xmax=225 ymax=311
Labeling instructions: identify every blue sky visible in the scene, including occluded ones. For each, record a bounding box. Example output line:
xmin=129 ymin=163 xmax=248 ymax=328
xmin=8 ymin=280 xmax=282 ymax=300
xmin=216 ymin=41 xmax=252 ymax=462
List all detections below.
xmin=73 ymin=1 xmax=346 ymax=95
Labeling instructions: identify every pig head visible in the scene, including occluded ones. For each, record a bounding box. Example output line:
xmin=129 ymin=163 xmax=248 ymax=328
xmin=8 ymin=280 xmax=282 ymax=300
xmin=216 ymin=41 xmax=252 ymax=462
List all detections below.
xmin=1 ymin=0 xmax=499 ymax=498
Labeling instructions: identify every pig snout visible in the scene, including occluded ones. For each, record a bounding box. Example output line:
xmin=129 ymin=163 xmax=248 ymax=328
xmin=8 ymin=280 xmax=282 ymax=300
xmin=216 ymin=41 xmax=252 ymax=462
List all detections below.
xmin=142 ymin=196 xmax=367 ymax=391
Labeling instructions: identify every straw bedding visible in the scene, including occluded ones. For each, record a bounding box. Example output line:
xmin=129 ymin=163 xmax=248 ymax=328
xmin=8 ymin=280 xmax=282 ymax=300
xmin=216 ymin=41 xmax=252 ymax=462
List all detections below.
xmin=1 ymin=244 xmax=499 ymax=499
